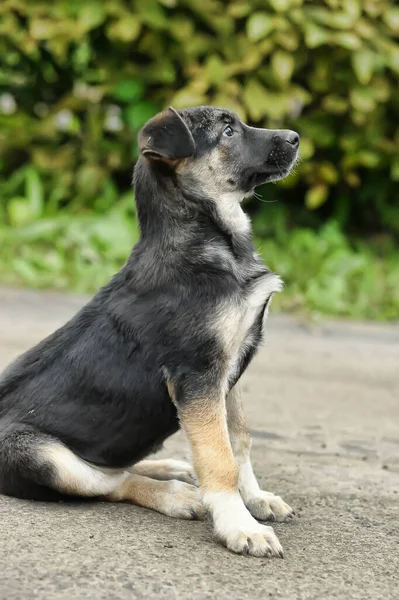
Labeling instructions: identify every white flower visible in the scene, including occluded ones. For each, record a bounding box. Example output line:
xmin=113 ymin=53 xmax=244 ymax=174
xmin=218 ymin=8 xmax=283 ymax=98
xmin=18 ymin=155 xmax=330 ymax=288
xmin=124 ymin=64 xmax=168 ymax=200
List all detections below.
xmin=0 ymin=93 xmax=17 ymax=115
xmin=55 ymin=109 xmax=73 ymax=131
xmin=104 ymin=105 xmax=123 ymax=132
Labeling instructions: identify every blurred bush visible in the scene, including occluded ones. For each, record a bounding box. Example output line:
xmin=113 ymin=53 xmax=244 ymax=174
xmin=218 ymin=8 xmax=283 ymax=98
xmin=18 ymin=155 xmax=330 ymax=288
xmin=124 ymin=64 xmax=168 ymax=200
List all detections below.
xmin=0 ymin=0 xmax=398 ymax=319
xmin=1 ymin=0 xmax=398 ymax=233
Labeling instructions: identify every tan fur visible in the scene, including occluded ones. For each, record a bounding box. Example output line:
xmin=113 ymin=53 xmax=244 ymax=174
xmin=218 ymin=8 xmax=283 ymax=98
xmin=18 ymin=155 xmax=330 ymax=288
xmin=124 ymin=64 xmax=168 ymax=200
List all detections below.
xmin=107 ymin=473 xmax=165 ymax=503
xmin=177 ymin=149 xmax=250 ymax=235
xmin=40 ymin=444 xmax=204 ymax=519
xmin=165 ymin=375 xmax=177 ymax=406
xmin=178 ymin=398 xmax=238 ymax=493
xmin=106 ymin=474 xmax=205 ymax=519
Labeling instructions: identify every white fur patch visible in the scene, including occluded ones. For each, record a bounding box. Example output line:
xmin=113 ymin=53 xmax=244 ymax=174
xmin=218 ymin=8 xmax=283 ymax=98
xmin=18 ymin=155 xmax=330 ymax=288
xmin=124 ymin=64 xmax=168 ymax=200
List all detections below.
xmin=40 ymin=444 xmax=128 ymax=496
xmin=238 ymin=459 xmax=261 ymax=502
xmin=216 ymin=272 xmax=283 ymax=384
xmin=238 ymin=460 xmax=294 ymax=522
xmin=203 ymin=490 xmax=257 ymax=532
xmin=217 ymin=192 xmax=250 ymax=235
xmin=202 ymin=490 xmax=283 ymax=556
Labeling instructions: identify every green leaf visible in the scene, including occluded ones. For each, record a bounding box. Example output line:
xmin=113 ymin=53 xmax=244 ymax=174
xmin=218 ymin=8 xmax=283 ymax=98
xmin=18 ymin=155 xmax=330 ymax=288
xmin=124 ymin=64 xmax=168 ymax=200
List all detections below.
xmin=12 ymin=258 xmax=39 ymax=284
xmin=350 ymin=88 xmax=376 ymax=112
xmin=30 ymin=19 xmax=58 ymax=40
xmin=352 ymin=49 xmax=375 ymax=84
xmin=7 ymin=198 xmax=34 ymax=227
xmin=205 ymin=55 xmax=228 ymax=84
xmin=76 ymin=165 xmax=103 ymax=198
xmin=170 ymin=87 xmax=207 ymax=108
xmin=25 ymin=167 xmax=44 ymax=218
xmin=124 ymin=101 xmax=159 ymax=130
xmin=304 ymin=23 xmax=330 ymax=48
xmin=243 ymin=79 xmax=270 ymax=121
xmin=271 ymin=50 xmax=295 ymax=83
xmin=112 ymin=80 xmax=144 ymax=102
xmin=391 ymin=157 xmax=399 ymax=181
xmin=228 ymin=3 xmax=252 ymax=18
xmin=322 ymin=95 xmax=348 ymax=114
xmin=319 ymin=163 xmax=339 ymax=185
xmin=78 ymin=4 xmax=106 ymax=32
xmin=298 ymin=138 xmax=314 ymax=160
xmin=388 ymin=46 xmax=399 ymax=74
xmin=333 ymin=32 xmax=361 ymax=49
xmin=246 ymin=12 xmax=273 ymax=42
xmin=90 ymin=212 xmax=133 ymax=260
xmin=269 ymin=0 xmax=292 ymax=12
xmin=383 ymin=7 xmax=399 ymax=33
xmin=158 ymin=0 xmax=177 ymax=7
xmin=107 ymin=16 xmax=141 ymax=42
xmin=305 ymin=185 xmax=328 ymax=210
xmin=213 ymin=94 xmax=246 ymax=120
xmin=135 ymin=0 xmax=168 ymax=29
xmin=307 ymin=7 xmax=358 ymax=29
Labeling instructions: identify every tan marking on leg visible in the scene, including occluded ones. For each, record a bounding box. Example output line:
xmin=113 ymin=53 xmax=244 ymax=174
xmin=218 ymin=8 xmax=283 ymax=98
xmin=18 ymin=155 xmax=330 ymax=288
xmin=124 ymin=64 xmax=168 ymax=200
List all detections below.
xmin=178 ymin=398 xmax=238 ymax=494
xmin=105 ymin=474 xmax=205 ymax=520
xmin=165 ymin=374 xmax=236 ymax=490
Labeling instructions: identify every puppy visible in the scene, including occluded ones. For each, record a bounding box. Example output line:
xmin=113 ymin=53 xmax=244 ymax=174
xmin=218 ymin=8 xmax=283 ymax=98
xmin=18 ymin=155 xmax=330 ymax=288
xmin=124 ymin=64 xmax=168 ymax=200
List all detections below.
xmin=0 ymin=106 xmax=299 ymax=557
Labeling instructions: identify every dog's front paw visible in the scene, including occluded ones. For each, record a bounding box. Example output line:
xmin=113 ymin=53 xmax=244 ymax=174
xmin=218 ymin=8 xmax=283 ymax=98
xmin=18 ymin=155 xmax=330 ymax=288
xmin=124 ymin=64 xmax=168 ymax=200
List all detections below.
xmin=245 ymin=491 xmax=294 ymax=522
xmin=206 ymin=492 xmax=284 ymax=558
xmin=217 ymin=520 xmax=283 ymax=558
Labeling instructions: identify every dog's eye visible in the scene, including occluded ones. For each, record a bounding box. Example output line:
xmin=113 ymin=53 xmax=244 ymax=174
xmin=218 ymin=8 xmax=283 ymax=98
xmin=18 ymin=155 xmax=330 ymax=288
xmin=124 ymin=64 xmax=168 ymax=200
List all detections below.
xmin=224 ymin=125 xmax=234 ymax=137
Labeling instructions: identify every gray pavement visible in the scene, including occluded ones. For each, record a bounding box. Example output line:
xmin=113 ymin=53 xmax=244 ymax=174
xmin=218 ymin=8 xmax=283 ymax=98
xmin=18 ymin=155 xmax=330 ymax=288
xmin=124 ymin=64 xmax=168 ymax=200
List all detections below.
xmin=0 ymin=287 xmax=398 ymax=600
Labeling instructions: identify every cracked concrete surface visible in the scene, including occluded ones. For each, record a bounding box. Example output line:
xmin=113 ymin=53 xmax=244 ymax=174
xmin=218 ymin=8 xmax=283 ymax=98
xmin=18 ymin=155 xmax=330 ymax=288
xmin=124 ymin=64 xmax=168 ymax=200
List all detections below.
xmin=0 ymin=287 xmax=398 ymax=599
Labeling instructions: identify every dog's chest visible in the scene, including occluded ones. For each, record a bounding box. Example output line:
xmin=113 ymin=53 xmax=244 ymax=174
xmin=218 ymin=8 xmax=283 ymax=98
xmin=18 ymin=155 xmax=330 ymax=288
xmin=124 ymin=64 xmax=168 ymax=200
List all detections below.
xmin=216 ymin=271 xmax=282 ymax=385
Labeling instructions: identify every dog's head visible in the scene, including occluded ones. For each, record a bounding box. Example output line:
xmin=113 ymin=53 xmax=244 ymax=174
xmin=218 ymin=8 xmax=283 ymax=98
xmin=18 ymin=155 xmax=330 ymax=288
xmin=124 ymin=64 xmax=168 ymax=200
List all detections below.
xmin=138 ymin=106 xmax=299 ymax=199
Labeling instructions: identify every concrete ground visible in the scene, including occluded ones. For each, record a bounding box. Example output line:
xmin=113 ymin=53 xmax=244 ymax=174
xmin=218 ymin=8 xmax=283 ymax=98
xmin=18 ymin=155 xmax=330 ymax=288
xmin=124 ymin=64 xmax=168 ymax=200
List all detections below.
xmin=0 ymin=287 xmax=398 ymax=600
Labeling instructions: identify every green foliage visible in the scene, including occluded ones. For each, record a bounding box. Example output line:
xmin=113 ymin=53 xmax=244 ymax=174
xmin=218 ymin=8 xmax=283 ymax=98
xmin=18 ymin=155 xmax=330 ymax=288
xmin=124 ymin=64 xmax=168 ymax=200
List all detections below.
xmin=0 ymin=188 xmax=397 ymax=320
xmin=0 ymin=0 xmax=398 ymax=319
xmin=0 ymin=167 xmax=137 ymax=292
xmin=255 ymin=219 xmax=399 ymax=321
xmin=1 ymin=0 xmax=399 ymax=230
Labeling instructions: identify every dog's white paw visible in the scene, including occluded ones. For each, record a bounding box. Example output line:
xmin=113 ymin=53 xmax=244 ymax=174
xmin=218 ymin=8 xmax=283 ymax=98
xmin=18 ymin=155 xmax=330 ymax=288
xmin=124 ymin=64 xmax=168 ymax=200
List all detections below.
xmin=204 ymin=491 xmax=284 ymax=558
xmin=218 ymin=520 xmax=283 ymax=558
xmin=245 ymin=491 xmax=294 ymax=522
xmin=163 ymin=481 xmax=205 ymax=520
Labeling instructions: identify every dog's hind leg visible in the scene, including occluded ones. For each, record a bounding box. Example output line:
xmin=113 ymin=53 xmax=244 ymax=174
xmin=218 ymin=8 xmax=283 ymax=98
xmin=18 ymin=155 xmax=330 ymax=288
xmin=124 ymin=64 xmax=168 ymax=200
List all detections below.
xmin=0 ymin=421 xmax=129 ymax=501
xmin=226 ymin=385 xmax=294 ymax=522
xmin=105 ymin=474 xmax=204 ymax=519
xmin=0 ymin=421 xmax=204 ymax=519
xmin=129 ymin=459 xmax=197 ymax=485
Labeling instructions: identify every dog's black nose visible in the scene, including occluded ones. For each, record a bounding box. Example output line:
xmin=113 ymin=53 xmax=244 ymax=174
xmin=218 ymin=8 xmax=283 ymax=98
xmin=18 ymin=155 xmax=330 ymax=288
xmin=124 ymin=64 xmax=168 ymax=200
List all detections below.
xmin=285 ymin=131 xmax=299 ymax=147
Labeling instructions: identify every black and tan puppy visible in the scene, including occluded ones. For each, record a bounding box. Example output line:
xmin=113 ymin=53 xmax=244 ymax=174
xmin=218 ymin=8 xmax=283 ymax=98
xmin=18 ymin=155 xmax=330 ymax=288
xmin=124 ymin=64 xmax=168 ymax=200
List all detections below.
xmin=0 ymin=106 xmax=299 ymax=558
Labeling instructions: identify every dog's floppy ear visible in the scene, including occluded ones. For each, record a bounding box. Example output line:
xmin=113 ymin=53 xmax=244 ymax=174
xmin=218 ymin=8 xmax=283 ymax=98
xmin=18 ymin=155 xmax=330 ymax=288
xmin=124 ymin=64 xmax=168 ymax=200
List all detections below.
xmin=138 ymin=107 xmax=195 ymax=161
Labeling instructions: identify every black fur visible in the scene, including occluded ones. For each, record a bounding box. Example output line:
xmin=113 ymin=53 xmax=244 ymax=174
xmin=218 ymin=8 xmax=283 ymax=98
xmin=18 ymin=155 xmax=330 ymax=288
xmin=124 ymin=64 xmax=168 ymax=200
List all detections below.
xmin=0 ymin=106 xmax=299 ymax=500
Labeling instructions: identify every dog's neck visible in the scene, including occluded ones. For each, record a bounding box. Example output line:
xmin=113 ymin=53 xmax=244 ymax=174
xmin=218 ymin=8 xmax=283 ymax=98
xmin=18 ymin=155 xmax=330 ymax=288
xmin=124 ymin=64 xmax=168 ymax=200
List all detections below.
xmin=133 ymin=158 xmax=254 ymax=260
